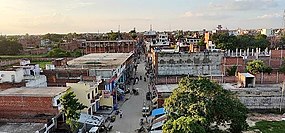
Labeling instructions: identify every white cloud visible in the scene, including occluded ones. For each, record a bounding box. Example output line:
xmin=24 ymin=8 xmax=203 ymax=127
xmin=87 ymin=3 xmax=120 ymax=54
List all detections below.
xmin=209 ymin=0 xmax=278 ymax=11
xmin=256 ymin=13 xmax=282 ymax=19
xmin=182 ymin=11 xmax=231 ymax=20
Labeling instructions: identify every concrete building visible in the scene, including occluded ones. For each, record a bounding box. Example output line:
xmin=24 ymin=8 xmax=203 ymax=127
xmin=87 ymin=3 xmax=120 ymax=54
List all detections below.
xmin=84 ymin=40 xmax=136 ymax=54
xmin=150 ymin=49 xmax=224 ymax=84
xmin=18 ymin=35 xmax=41 ymax=49
xmin=67 ymin=53 xmax=133 ymax=90
xmin=44 ymin=53 xmax=134 ymax=108
xmin=261 ymin=29 xmax=274 ymax=37
xmin=223 ymin=83 xmax=285 ymax=110
xmin=0 ymin=87 xmax=68 ymax=122
xmin=67 ymin=81 xmax=108 ymax=116
xmin=0 ymin=68 xmax=24 ymax=83
xmin=0 ymin=60 xmax=47 ymax=88
xmin=155 ymin=84 xmax=178 ymax=107
xmin=59 ymin=39 xmax=80 ymax=52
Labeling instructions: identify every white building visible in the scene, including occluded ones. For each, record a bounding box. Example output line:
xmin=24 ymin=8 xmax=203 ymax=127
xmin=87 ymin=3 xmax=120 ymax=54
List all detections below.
xmin=150 ymin=33 xmax=170 ymax=47
xmin=0 ymin=60 xmax=47 ymax=87
xmin=261 ymin=29 xmax=273 ymax=37
xmin=0 ymin=68 xmax=24 ymax=83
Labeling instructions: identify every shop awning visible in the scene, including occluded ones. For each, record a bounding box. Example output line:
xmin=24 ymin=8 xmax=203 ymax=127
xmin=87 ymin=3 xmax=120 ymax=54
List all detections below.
xmin=152 ymin=97 xmax=158 ymax=103
xmin=150 ymin=130 xmax=163 ymax=133
xmin=151 ymin=108 xmax=165 ymax=116
xmin=117 ymin=88 xmax=125 ymax=94
xmin=151 ymin=120 xmax=165 ymax=130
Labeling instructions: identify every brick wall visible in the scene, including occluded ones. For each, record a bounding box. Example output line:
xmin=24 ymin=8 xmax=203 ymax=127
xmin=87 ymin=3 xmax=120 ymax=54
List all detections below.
xmin=271 ymin=50 xmax=285 ymax=58
xmin=0 ymin=96 xmax=59 ymax=122
xmin=222 ymin=57 xmax=245 ymax=73
xmin=0 ymin=82 xmax=26 ymax=90
xmin=43 ymin=69 xmax=88 ymax=87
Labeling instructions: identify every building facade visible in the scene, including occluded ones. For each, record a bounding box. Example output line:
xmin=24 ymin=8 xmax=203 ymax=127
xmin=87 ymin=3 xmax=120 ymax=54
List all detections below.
xmin=0 ymin=87 xmax=68 ymax=122
xmin=84 ymin=40 xmax=136 ymax=54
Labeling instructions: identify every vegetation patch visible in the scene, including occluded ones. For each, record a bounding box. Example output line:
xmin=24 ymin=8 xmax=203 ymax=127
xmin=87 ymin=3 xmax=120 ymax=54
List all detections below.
xmin=31 ymin=61 xmax=51 ymax=69
xmin=249 ymin=121 xmax=285 ymax=133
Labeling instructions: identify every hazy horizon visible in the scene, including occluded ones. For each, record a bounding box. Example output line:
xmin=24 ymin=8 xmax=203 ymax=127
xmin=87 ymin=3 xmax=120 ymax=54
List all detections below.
xmin=0 ymin=0 xmax=284 ymax=35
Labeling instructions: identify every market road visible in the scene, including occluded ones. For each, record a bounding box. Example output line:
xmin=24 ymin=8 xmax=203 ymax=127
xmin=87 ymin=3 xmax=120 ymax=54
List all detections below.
xmin=110 ymin=60 xmax=150 ymax=133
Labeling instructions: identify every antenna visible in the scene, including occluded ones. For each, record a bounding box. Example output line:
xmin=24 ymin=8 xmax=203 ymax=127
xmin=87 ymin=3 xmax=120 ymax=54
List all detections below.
xmin=118 ymin=25 xmax=121 ymax=40
xmin=283 ymin=9 xmax=285 ymax=29
xmin=118 ymin=25 xmax=120 ymax=32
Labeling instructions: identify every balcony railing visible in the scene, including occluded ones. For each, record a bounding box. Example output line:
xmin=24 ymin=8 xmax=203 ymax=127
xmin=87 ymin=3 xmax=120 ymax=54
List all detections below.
xmin=90 ymin=94 xmax=102 ymax=103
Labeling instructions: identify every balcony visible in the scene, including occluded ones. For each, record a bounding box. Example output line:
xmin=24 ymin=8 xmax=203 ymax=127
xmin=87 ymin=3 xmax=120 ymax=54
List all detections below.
xmin=90 ymin=93 xmax=102 ymax=103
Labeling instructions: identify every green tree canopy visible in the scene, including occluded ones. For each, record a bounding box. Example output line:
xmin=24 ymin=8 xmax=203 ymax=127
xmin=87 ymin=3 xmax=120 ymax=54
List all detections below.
xmin=163 ymin=77 xmax=248 ymax=133
xmin=60 ymin=91 xmax=87 ymax=132
xmin=0 ymin=37 xmax=23 ymax=55
xmin=212 ymin=33 xmax=269 ymax=50
xmin=226 ymin=65 xmax=237 ymax=76
xmin=47 ymin=48 xmax=71 ymax=58
xmin=246 ymin=60 xmax=267 ymax=74
xmin=42 ymin=33 xmax=64 ymax=42
xmin=129 ymin=28 xmax=137 ymax=40
xmin=107 ymin=30 xmax=122 ymax=40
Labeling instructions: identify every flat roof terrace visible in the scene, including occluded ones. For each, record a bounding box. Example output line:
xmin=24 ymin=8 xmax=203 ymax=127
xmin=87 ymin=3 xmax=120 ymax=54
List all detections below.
xmin=0 ymin=87 xmax=69 ymax=97
xmin=156 ymin=84 xmax=178 ymax=93
xmin=67 ymin=53 xmax=133 ymax=69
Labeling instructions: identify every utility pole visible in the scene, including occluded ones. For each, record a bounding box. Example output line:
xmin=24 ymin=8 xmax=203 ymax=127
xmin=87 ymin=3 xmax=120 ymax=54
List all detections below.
xmin=280 ymin=81 xmax=284 ymax=112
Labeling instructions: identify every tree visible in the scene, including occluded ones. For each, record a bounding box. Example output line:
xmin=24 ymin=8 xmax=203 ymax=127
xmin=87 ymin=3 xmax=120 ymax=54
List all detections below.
xmin=0 ymin=37 xmax=23 ymax=55
xmin=246 ymin=60 xmax=265 ymax=74
xmin=279 ymin=58 xmax=285 ymax=74
xmin=129 ymin=28 xmax=137 ymax=40
xmin=163 ymin=77 xmax=248 ymax=133
xmin=60 ymin=91 xmax=87 ymax=132
xmin=226 ymin=65 xmax=237 ymax=76
xmin=262 ymin=66 xmax=273 ymax=74
xmin=47 ymin=48 xmax=71 ymax=58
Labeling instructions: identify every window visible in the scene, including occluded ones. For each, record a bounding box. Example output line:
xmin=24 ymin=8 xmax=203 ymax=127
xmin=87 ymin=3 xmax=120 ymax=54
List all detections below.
xmin=56 ymin=99 xmax=60 ymax=105
xmin=11 ymin=75 xmax=15 ymax=83
xmin=87 ymin=93 xmax=90 ymax=99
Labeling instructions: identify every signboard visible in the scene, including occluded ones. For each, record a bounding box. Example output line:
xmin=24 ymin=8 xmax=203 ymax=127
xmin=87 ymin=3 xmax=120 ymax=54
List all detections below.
xmin=103 ymin=90 xmax=111 ymax=98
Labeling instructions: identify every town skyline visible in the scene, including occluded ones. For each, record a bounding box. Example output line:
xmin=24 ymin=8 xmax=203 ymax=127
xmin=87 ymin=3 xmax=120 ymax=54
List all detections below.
xmin=0 ymin=0 xmax=284 ymax=35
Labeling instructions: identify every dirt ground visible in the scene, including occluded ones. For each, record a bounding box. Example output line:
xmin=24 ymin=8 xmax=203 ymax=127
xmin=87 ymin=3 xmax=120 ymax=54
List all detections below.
xmin=0 ymin=123 xmax=44 ymax=133
xmin=247 ymin=113 xmax=284 ymax=127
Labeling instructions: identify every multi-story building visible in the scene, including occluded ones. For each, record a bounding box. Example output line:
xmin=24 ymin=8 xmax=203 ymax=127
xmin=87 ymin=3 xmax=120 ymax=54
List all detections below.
xmin=261 ymin=29 xmax=274 ymax=37
xmin=0 ymin=87 xmax=68 ymax=122
xmin=59 ymin=39 xmax=80 ymax=52
xmin=67 ymin=53 xmax=133 ymax=91
xmin=44 ymin=53 xmax=134 ymax=108
xmin=18 ymin=35 xmax=41 ymax=49
xmin=150 ymin=49 xmax=224 ymax=84
xmin=0 ymin=59 xmax=47 ymax=89
xmin=67 ymin=81 xmax=105 ymax=115
xmin=84 ymin=40 xmax=137 ymax=54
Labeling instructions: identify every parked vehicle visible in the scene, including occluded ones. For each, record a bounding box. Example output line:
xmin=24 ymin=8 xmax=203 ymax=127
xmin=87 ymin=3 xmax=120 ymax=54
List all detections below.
xmin=133 ymin=88 xmax=139 ymax=95
xmin=146 ymin=92 xmax=151 ymax=100
xmin=142 ymin=106 xmax=151 ymax=117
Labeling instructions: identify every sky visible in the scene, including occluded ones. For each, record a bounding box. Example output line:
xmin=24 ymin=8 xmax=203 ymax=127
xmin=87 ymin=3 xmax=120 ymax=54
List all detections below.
xmin=0 ymin=0 xmax=284 ymax=35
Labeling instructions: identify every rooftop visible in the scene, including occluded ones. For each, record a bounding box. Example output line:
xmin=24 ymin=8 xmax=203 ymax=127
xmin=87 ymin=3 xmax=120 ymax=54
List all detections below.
xmin=78 ymin=113 xmax=104 ymax=126
xmin=156 ymin=84 xmax=178 ymax=93
xmin=239 ymin=73 xmax=255 ymax=78
xmin=0 ymin=87 xmax=69 ymax=97
xmin=67 ymin=53 xmax=133 ymax=69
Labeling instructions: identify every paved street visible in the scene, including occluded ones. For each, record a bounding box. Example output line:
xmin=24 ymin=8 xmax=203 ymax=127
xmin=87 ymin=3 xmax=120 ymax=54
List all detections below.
xmin=110 ymin=60 xmax=149 ymax=133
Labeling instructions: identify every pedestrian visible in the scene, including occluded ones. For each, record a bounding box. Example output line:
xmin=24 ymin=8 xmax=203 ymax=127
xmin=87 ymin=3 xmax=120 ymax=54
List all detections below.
xmin=140 ymin=118 xmax=144 ymax=126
